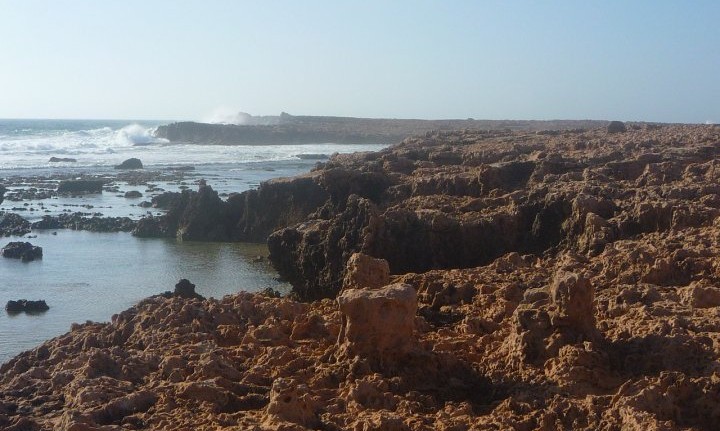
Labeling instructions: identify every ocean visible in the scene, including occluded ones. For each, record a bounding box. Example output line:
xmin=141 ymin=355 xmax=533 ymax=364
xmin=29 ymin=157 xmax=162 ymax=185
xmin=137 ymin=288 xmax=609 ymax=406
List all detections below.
xmin=0 ymin=119 xmax=388 ymax=364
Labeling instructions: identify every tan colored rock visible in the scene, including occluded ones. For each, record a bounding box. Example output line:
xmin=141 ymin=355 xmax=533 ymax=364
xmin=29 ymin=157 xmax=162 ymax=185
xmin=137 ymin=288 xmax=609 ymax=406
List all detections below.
xmin=342 ymin=252 xmax=390 ymax=290
xmin=549 ymin=270 xmax=596 ymax=336
xmin=264 ymin=378 xmax=318 ymax=428
xmin=337 ymin=283 xmax=417 ymax=368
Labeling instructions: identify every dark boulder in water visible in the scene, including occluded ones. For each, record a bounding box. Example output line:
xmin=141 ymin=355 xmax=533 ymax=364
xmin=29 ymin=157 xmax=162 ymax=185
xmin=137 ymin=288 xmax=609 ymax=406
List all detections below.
xmin=124 ymin=190 xmax=143 ymax=198
xmin=6 ymin=299 xmax=49 ymax=314
xmin=115 ymin=158 xmax=143 ymax=169
xmin=2 ymin=241 xmax=43 ymax=262
xmin=57 ymin=180 xmax=105 ymax=194
xmin=49 ymin=157 xmax=77 ymax=163
xmin=0 ymin=184 xmax=5 ymax=204
xmin=0 ymin=212 xmax=31 ymax=237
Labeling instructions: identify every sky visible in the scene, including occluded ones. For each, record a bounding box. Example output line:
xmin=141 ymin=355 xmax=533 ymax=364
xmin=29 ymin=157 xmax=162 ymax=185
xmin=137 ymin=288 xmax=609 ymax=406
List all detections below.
xmin=0 ymin=1 xmax=718 ymax=123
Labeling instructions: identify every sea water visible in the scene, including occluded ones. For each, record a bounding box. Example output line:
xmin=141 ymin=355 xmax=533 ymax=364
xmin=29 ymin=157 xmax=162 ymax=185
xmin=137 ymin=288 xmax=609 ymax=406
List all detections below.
xmin=0 ymin=119 xmax=388 ymax=364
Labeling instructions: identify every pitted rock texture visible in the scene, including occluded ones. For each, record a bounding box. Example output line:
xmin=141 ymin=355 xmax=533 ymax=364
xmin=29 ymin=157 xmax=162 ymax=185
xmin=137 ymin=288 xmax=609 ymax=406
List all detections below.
xmin=342 ymin=252 xmax=391 ymax=290
xmin=3 ymin=124 xmax=720 ymax=429
xmin=336 ymin=283 xmax=418 ymax=370
xmin=267 ymin=124 xmax=720 ymax=300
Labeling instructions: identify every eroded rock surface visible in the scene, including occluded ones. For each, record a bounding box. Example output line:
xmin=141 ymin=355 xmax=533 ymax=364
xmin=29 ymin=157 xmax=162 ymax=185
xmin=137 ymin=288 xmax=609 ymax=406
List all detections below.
xmin=3 ymin=124 xmax=720 ymax=430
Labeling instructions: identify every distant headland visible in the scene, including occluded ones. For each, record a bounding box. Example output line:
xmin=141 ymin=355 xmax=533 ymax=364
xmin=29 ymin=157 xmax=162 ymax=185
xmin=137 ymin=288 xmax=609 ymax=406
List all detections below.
xmin=153 ymin=112 xmax=612 ymax=145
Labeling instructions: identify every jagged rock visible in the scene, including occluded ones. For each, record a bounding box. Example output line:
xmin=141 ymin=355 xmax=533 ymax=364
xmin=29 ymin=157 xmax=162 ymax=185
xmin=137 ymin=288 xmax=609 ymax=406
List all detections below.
xmin=607 ymin=121 xmax=627 ymax=133
xmin=2 ymin=241 xmax=43 ymax=261
xmin=114 ymin=158 xmax=143 ymax=169
xmin=57 ymin=180 xmax=104 ymax=194
xmin=337 ymin=283 xmax=417 ymax=369
xmin=6 ymin=300 xmax=49 ymax=313
xmin=507 ymin=269 xmax=598 ymax=366
xmin=342 ymin=253 xmax=390 ymax=290
xmin=133 ymin=186 xmax=227 ymax=240
xmin=548 ymin=270 xmax=596 ymax=336
xmin=4 ymin=125 xmax=720 ymax=429
xmin=0 ymin=212 xmax=31 ymax=237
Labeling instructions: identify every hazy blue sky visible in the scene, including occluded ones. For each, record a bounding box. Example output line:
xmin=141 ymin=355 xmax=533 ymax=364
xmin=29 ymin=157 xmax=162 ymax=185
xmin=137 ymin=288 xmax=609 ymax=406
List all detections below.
xmin=0 ymin=1 xmax=718 ymax=122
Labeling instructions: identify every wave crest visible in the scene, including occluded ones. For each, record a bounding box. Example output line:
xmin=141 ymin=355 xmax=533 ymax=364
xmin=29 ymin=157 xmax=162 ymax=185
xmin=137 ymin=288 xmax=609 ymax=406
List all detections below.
xmin=114 ymin=124 xmax=168 ymax=146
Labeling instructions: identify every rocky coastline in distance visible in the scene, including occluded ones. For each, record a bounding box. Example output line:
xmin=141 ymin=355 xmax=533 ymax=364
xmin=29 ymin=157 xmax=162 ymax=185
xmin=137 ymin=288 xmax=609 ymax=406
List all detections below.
xmin=153 ymin=112 xmax=612 ymax=145
xmin=3 ymin=122 xmax=720 ymax=429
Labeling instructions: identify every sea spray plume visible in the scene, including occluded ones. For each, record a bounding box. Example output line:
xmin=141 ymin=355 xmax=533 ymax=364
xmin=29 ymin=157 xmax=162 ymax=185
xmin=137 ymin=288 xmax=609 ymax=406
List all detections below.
xmin=114 ymin=124 xmax=168 ymax=146
xmin=202 ymin=107 xmax=250 ymax=125
xmin=201 ymin=108 xmax=281 ymax=125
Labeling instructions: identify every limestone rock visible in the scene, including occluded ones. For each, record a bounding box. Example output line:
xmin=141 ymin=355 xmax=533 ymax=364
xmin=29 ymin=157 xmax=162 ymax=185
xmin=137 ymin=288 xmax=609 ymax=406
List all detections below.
xmin=337 ymin=283 xmax=417 ymax=369
xmin=548 ymin=270 xmax=596 ymax=335
xmin=342 ymin=252 xmax=390 ymax=290
xmin=264 ymin=378 xmax=318 ymax=427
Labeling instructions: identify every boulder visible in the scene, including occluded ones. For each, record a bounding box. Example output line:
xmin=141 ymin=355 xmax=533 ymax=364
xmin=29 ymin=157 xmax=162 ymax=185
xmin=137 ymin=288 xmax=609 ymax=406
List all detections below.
xmin=6 ymin=300 xmax=49 ymax=313
xmin=114 ymin=158 xmax=143 ymax=169
xmin=2 ymin=242 xmax=43 ymax=261
xmin=0 ymin=184 xmax=5 ymax=204
xmin=124 ymin=190 xmax=143 ymax=198
xmin=607 ymin=121 xmax=627 ymax=134
xmin=49 ymin=157 xmax=77 ymax=163
xmin=336 ymin=283 xmax=417 ymax=369
xmin=57 ymin=180 xmax=104 ymax=194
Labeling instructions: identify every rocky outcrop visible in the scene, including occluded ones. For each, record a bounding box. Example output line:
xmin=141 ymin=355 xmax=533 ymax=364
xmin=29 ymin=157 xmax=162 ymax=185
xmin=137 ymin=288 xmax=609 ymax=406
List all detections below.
xmin=49 ymin=157 xmax=77 ymax=162
xmin=336 ymin=283 xmax=418 ymax=369
xmin=5 ymin=300 xmax=49 ymax=313
xmin=3 ymin=124 xmax=720 ymax=430
xmin=342 ymin=252 xmax=390 ymax=290
xmin=32 ymin=214 xmax=136 ymax=232
xmin=263 ymin=125 xmax=720 ymax=300
xmin=133 ymin=174 xmax=331 ymax=242
xmin=0 ymin=212 xmax=31 ymax=237
xmin=133 ymin=185 xmax=230 ymax=241
xmin=114 ymin=158 xmax=143 ymax=169
xmin=1 ymin=242 xmax=42 ymax=261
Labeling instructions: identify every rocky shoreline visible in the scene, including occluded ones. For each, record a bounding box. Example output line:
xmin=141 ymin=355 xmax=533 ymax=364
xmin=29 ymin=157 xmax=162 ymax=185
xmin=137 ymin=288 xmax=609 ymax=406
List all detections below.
xmin=154 ymin=114 xmax=611 ymax=146
xmin=2 ymin=123 xmax=720 ymax=429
